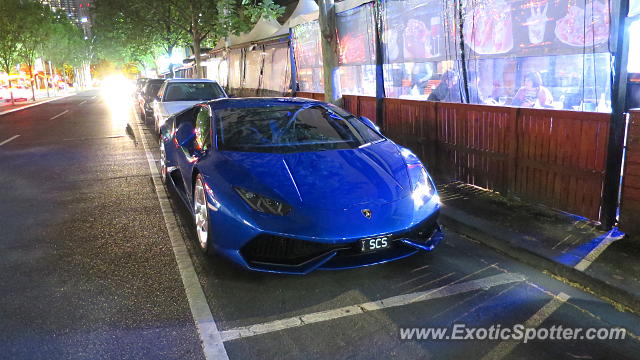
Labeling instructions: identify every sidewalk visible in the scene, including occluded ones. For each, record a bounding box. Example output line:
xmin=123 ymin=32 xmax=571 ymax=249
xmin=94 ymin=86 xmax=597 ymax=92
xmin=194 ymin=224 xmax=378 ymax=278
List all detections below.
xmin=437 ymin=181 xmax=640 ymax=313
xmin=0 ymin=90 xmax=75 ymax=115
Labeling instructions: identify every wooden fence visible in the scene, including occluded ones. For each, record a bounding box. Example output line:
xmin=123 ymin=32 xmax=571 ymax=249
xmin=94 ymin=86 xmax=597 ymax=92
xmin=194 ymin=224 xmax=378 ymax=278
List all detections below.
xmin=294 ymin=92 xmax=611 ymax=221
xmin=621 ymin=110 xmax=640 ymax=235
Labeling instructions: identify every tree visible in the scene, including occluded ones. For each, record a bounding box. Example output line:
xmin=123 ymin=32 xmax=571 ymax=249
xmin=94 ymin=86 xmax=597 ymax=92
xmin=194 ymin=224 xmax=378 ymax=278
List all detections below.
xmin=92 ymin=0 xmax=188 ymax=76
xmin=18 ymin=1 xmax=57 ymax=100
xmin=92 ymin=0 xmax=284 ymax=78
xmin=41 ymin=20 xmax=87 ymax=81
xmin=0 ymin=0 xmax=23 ymax=104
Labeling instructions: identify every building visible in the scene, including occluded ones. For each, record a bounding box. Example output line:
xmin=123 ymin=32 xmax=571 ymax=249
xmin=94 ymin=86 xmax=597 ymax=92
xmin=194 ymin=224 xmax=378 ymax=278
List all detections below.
xmin=40 ymin=0 xmax=93 ymax=38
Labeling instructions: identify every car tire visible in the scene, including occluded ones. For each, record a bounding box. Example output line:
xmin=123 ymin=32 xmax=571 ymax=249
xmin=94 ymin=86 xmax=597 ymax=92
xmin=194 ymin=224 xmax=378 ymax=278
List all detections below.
xmin=194 ymin=174 xmax=213 ymax=254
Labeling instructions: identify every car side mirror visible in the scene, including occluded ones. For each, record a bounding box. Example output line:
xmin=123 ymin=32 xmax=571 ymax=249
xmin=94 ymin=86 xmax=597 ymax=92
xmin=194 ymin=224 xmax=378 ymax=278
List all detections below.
xmin=359 ymin=116 xmax=381 ymax=133
xmin=175 ymin=122 xmax=196 ymax=148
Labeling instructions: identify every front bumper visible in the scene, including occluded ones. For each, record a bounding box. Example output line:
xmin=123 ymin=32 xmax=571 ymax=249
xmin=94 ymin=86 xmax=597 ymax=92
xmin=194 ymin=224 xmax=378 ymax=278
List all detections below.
xmin=234 ymin=212 xmax=443 ymax=274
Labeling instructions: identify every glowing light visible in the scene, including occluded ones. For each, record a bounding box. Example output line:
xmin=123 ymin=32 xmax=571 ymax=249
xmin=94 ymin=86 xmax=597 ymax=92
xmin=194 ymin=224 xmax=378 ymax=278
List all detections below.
xmin=80 ymin=17 xmax=88 ymax=23
xmin=101 ymin=74 xmax=134 ymax=131
xmin=629 ymin=19 xmax=640 ymax=73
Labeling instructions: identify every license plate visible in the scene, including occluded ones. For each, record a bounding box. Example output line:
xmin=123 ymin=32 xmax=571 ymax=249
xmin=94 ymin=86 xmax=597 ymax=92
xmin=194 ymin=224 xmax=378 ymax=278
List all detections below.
xmin=360 ymin=236 xmax=391 ymax=253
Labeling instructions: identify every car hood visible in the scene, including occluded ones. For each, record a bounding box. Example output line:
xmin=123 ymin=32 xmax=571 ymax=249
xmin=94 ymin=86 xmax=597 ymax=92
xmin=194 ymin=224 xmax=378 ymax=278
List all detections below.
xmin=218 ymin=141 xmax=412 ymax=210
xmin=161 ymin=101 xmax=203 ymax=116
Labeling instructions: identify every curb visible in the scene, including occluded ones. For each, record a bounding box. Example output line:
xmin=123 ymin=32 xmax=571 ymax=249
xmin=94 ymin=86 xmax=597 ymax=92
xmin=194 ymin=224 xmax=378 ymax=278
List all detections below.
xmin=440 ymin=206 xmax=640 ymax=313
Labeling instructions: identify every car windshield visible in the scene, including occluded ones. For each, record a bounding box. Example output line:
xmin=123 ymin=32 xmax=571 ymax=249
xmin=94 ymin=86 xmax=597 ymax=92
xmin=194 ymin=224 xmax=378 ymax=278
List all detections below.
xmin=215 ymin=104 xmax=384 ymax=153
xmin=163 ymin=82 xmax=224 ymax=102
xmin=146 ymin=83 xmax=163 ymax=97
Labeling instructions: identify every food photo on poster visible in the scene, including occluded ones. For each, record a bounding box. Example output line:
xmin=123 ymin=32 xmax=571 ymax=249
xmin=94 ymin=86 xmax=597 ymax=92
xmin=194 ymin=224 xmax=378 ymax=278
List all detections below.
xmin=379 ymin=0 xmax=613 ymax=111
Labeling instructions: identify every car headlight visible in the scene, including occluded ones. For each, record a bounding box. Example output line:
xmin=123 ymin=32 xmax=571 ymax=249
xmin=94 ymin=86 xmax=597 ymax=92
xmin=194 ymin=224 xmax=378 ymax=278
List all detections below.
xmin=234 ymin=187 xmax=291 ymax=216
xmin=411 ymin=166 xmax=435 ymax=208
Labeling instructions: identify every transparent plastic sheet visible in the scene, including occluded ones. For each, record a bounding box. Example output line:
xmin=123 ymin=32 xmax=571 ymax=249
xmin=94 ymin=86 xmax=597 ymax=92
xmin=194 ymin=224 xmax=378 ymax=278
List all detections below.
xmin=227 ymin=49 xmax=244 ymax=94
xmin=261 ymin=43 xmax=292 ymax=96
xmin=244 ymin=48 xmax=264 ymax=95
xmin=336 ymin=3 xmax=377 ymax=95
xmin=217 ymin=58 xmax=229 ymax=88
xmin=380 ymin=0 xmax=464 ymax=99
xmin=204 ymin=57 xmax=222 ymax=82
xmin=379 ymin=0 xmax=613 ymax=111
xmin=291 ymin=20 xmax=324 ymax=92
xmin=630 ymin=0 xmax=640 ymax=17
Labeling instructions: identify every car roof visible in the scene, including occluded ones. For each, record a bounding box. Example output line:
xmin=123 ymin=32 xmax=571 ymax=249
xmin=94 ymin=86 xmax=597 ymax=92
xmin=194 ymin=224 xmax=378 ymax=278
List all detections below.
xmin=164 ymin=78 xmax=218 ymax=83
xmin=206 ymin=97 xmax=324 ymax=109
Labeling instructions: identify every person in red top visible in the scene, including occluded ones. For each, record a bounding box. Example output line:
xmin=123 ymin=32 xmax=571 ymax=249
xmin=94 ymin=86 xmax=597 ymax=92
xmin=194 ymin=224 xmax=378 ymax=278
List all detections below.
xmin=511 ymin=71 xmax=554 ymax=108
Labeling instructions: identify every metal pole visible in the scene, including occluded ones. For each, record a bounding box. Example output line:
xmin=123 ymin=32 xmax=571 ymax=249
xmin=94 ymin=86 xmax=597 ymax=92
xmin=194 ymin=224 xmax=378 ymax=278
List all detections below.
xmin=373 ymin=0 xmax=386 ymax=129
xmin=600 ymin=0 xmax=630 ymax=229
xmin=289 ymin=29 xmax=298 ymax=97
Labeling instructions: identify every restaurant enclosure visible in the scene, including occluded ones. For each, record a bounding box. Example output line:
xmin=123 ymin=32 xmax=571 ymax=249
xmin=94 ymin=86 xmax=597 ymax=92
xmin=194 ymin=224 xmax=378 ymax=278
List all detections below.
xmin=192 ymin=0 xmax=638 ymax=231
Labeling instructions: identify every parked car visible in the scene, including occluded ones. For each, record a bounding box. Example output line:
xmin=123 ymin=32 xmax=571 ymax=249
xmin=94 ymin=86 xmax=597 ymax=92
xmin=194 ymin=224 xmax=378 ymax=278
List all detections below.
xmin=158 ymin=98 xmax=443 ymax=274
xmin=152 ymin=79 xmax=227 ymax=133
xmin=135 ymin=78 xmax=149 ymax=95
xmin=137 ymin=78 xmax=165 ymax=121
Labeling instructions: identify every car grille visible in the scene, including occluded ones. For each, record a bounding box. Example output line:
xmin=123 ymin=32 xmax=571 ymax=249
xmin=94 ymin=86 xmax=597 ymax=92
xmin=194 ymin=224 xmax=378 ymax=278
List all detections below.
xmin=241 ymin=211 xmax=440 ymax=268
xmin=241 ymin=235 xmax=349 ymax=266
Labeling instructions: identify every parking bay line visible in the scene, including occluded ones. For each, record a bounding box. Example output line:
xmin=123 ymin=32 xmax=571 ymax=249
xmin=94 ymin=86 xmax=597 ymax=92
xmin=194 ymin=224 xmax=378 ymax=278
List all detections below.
xmin=131 ymin=114 xmax=229 ymax=360
xmin=574 ymin=230 xmax=624 ymax=271
xmin=0 ymin=135 xmax=20 ymax=147
xmin=220 ymin=272 xmax=526 ymax=342
xmin=481 ymin=292 xmax=570 ymax=360
xmin=49 ymin=109 xmax=69 ymax=120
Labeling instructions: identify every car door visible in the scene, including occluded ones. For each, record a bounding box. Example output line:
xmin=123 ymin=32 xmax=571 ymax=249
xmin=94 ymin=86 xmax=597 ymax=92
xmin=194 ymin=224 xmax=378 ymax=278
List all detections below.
xmin=153 ymin=83 xmax=167 ymax=125
xmin=172 ymin=105 xmax=212 ymax=204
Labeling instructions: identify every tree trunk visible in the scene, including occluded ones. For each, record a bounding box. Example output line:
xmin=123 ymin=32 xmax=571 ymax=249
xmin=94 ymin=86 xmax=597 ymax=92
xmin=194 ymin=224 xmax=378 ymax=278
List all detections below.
xmin=44 ymin=60 xmax=50 ymax=98
xmin=28 ymin=65 xmax=36 ymax=102
xmin=318 ymin=0 xmax=342 ymax=106
xmin=8 ymin=78 xmax=15 ymax=105
xmin=167 ymin=45 xmax=175 ymax=78
xmin=192 ymin=32 xmax=203 ymax=79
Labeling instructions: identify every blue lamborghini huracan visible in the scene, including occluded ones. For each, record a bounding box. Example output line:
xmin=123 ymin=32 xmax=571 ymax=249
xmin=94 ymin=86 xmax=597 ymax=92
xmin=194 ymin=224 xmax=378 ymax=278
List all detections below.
xmin=159 ymin=98 xmax=443 ymax=274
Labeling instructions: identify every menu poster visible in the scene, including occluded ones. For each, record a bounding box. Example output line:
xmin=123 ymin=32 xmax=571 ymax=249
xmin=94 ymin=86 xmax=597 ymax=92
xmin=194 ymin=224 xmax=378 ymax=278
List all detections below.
xmin=292 ymin=20 xmax=322 ymax=69
xmin=336 ymin=3 xmax=377 ymax=65
xmin=382 ymin=0 xmax=452 ymax=63
xmin=463 ymin=0 xmax=611 ymax=57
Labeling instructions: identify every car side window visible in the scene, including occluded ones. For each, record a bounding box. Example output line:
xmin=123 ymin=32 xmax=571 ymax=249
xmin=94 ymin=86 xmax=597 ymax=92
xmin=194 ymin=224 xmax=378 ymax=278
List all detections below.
xmin=157 ymin=83 xmax=166 ymax=100
xmin=195 ymin=106 xmax=212 ymax=151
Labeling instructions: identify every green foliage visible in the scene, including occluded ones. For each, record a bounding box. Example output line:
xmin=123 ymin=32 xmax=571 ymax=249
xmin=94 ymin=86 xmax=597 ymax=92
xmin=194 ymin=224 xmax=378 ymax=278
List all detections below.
xmin=0 ymin=0 xmax=88 ymax=75
xmin=0 ymin=0 xmax=23 ymax=74
xmin=91 ymin=0 xmax=284 ymax=76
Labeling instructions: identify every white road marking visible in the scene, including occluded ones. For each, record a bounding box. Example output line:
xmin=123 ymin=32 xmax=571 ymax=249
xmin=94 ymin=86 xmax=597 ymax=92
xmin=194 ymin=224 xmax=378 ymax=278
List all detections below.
xmin=79 ymin=100 xmax=88 ymax=105
xmin=0 ymin=135 xmax=20 ymax=147
xmin=220 ymin=272 xmax=526 ymax=342
xmin=49 ymin=109 xmax=69 ymax=120
xmin=131 ymin=112 xmax=229 ymax=360
xmin=0 ymin=93 xmax=75 ymax=116
xmin=481 ymin=292 xmax=570 ymax=360
xmin=574 ymin=231 xmax=624 ymax=271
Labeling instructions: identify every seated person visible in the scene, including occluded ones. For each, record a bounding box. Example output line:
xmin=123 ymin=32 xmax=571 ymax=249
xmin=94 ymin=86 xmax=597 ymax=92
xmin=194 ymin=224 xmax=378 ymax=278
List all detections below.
xmin=427 ymin=70 xmax=463 ymax=103
xmin=511 ymin=72 xmax=553 ymax=108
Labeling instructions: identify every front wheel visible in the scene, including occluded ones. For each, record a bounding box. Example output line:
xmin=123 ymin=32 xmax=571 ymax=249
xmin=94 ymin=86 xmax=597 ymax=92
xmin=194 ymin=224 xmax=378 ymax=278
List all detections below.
xmin=194 ymin=174 xmax=212 ymax=254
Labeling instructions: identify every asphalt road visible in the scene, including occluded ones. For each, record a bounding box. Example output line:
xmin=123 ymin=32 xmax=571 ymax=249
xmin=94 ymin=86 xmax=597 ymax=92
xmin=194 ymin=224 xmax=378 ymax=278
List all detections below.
xmin=1 ymin=90 xmax=639 ymax=360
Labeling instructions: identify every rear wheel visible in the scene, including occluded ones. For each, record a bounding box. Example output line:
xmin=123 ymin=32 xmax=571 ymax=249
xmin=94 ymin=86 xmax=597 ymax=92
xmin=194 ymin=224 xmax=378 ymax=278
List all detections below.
xmin=194 ymin=174 xmax=211 ymax=253
xmin=159 ymin=142 xmax=167 ymax=183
